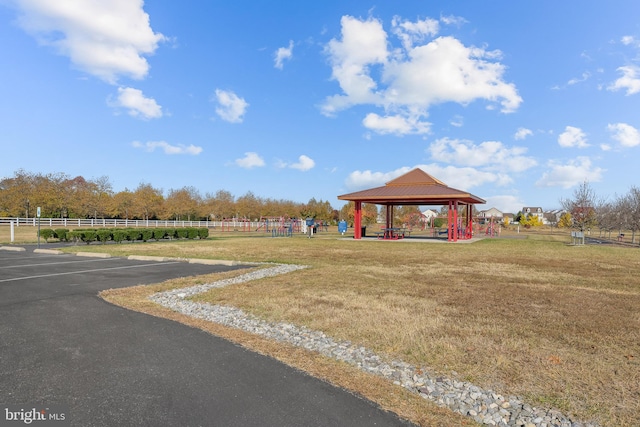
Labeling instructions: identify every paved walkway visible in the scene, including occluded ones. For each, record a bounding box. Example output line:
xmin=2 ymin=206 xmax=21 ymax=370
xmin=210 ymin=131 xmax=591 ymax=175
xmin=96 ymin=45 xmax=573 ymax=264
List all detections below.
xmin=0 ymin=247 xmax=412 ymax=426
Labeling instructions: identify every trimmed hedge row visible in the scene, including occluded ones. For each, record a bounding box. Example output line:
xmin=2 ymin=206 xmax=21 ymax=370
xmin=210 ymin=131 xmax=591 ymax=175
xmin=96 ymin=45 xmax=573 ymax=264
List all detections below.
xmin=40 ymin=227 xmax=209 ymax=244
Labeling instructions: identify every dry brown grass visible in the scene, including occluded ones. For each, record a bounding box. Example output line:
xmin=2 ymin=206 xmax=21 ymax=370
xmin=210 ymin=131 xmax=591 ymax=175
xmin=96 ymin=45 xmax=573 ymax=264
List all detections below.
xmin=0 ymin=224 xmax=38 ymax=244
xmin=75 ymin=230 xmax=639 ymax=426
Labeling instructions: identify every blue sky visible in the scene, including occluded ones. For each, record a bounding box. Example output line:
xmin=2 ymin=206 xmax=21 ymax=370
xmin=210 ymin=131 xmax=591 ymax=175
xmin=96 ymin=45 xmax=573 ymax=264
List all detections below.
xmin=1 ymin=1 xmax=640 ymax=213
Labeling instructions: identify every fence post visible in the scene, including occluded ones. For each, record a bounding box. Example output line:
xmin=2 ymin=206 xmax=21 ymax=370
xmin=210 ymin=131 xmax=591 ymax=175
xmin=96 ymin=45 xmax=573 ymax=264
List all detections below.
xmin=10 ymin=220 xmax=14 ymax=242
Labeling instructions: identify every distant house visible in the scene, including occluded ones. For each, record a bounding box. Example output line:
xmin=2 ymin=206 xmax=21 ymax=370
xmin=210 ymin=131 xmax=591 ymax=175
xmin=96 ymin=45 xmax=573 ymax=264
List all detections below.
xmin=421 ymin=209 xmax=438 ymax=221
xmin=479 ymin=207 xmax=503 ymax=218
xmin=522 ymin=207 xmax=544 ymax=222
xmin=503 ymin=213 xmax=515 ymax=224
xmin=544 ymin=209 xmax=565 ymax=226
xmin=478 ymin=207 xmax=503 ymax=224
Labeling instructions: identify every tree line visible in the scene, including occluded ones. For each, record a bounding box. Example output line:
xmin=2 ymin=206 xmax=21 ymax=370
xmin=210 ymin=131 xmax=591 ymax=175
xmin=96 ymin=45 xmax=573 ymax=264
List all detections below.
xmin=559 ymin=181 xmax=640 ymax=242
xmin=0 ymin=170 xmax=344 ymax=223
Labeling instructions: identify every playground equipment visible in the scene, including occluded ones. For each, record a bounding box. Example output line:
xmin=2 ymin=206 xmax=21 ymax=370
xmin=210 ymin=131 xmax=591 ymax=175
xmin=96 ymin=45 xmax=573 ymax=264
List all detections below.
xmin=220 ymin=218 xmax=251 ymax=232
xmin=484 ymin=217 xmax=500 ymax=237
xmin=255 ymin=217 xmax=304 ymax=237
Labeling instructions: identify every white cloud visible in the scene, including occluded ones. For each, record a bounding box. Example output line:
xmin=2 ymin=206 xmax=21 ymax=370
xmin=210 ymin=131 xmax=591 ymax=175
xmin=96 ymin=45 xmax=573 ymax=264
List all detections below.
xmin=322 ymin=16 xmax=388 ymax=116
xmin=536 ymin=157 xmax=604 ymax=189
xmin=110 ymin=87 xmax=162 ymax=119
xmin=621 ymin=35 xmax=640 ymax=47
xmin=132 ymin=140 xmax=202 ymax=155
xmin=421 ymin=163 xmax=511 ymax=189
xmin=235 ymin=152 xmax=265 ymax=169
xmin=362 ymin=112 xmax=431 ymax=135
xmin=12 ymin=0 xmax=165 ymax=84
xmin=607 ymin=122 xmax=640 ymax=147
xmin=322 ymin=15 xmax=522 ymax=135
xmin=482 ymin=195 xmax=525 ymax=214
xmin=439 ymin=15 xmax=468 ymax=26
xmin=344 ymin=164 xmax=508 ymax=193
xmin=391 ymin=16 xmax=439 ymax=51
xmin=567 ymin=72 xmax=590 ymax=86
xmin=514 ymin=127 xmax=532 ymax=140
xmin=277 ymin=155 xmax=316 ymax=171
xmin=608 ymin=66 xmax=640 ymax=95
xmin=214 ymin=89 xmax=249 ymax=123
xmin=289 ymin=155 xmax=315 ymax=171
xmin=274 ymin=40 xmax=294 ymax=69
xmin=449 ymin=115 xmax=463 ymax=127
xmin=558 ymin=126 xmax=589 ymax=148
xmin=344 ymin=167 xmax=411 ymax=190
xmin=428 ymin=138 xmax=537 ymax=172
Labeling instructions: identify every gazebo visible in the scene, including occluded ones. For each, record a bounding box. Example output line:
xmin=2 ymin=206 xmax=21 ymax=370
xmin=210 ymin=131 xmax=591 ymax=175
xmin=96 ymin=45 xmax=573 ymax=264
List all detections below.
xmin=337 ymin=168 xmax=486 ymax=241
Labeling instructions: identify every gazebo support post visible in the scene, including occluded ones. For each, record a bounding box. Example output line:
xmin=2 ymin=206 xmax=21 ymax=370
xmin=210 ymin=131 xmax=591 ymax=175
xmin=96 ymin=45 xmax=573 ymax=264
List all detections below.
xmin=454 ymin=200 xmax=459 ymax=242
xmin=354 ymin=201 xmax=362 ymax=239
xmin=466 ymin=204 xmax=473 ymax=238
xmin=447 ymin=201 xmax=452 ymax=242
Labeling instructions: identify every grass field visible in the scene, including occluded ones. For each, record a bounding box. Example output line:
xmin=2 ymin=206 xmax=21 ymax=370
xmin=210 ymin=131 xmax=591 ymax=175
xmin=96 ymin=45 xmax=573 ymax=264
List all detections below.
xmin=4 ymin=226 xmax=640 ymax=426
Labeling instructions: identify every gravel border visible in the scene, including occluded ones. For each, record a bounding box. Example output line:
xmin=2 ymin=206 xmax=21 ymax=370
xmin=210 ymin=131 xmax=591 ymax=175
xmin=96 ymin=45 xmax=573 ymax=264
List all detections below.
xmin=149 ymin=263 xmax=599 ymax=427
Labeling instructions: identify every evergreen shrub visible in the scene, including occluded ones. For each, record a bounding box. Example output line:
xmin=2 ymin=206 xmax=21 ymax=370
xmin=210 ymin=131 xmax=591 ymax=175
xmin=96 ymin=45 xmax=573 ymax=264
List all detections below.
xmin=40 ymin=228 xmax=55 ymax=242
xmin=112 ymin=229 xmax=127 ymax=243
xmin=54 ymin=228 xmax=69 ymax=241
xmin=153 ymin=229 xmax=167 ymax=240
xmin=96 ymin=229 xmax=112 ymax=244
xmin=140 ymin=229 xmax=153 ymax=242
xmin=81 ymin=230 xmax=97 ymax=244
xmin=186 ymin=227 xmax=199 ymax=239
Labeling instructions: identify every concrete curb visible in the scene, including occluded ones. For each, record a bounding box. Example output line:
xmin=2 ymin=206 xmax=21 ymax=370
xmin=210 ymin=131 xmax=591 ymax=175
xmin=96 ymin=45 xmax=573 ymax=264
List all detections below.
xmin=128 ymin=255 xmax=179 ymax=262
xmin=34 ymin=249 xmax=63 ymax=255
xmin=188 ymin=258 xmax=238 ymax=266
xmin=0 ymin=246 xmax=26 ymax=252
xmin=76 ymin=252 xmax=111 ymax=258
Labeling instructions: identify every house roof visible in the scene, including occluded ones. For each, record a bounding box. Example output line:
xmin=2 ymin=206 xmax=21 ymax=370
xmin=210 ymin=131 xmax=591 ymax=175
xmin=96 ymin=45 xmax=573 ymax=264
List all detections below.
xmin=338 ymin=168 xmax=486 ymax=206
xmin=480 ymin=207 xmax=504 ymax=217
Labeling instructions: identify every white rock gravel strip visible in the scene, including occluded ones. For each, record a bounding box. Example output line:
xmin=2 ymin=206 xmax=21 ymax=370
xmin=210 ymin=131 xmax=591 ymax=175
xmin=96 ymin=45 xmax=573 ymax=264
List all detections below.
xmin=149 ymin=263 xmax=599 ymax=427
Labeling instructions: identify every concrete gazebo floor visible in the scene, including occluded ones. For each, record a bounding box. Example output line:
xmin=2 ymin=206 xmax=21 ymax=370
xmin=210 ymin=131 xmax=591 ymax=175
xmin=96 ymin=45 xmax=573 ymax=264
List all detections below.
xmin=337 ymin=236 xmax=486 ymax=243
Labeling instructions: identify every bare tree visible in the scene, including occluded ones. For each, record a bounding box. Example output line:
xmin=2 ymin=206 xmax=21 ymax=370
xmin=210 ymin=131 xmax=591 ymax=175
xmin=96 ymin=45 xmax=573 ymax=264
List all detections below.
xmin=623 ymin=186 xmax=640 ymax=244
xmin=559 ymin=181 xmax=600 ymax=234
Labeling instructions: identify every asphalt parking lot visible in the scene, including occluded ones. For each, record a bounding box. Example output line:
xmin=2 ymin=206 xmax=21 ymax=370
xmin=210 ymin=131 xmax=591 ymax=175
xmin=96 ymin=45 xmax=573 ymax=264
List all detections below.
xmin=0 ymin=247 xmax=411 ymax=426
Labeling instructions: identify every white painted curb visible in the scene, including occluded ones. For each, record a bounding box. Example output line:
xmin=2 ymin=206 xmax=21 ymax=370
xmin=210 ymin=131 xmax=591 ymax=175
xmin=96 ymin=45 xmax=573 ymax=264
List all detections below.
xmin=34 ymin=249 xmax=63 ymax=255
xmin=128 ymin=255 xmax=175 ymax=262
xmin=188 ymin=258 xmax=238 ymax=266
xmin=0 ymin=246 xmax=26 ymax=252
xmin=76 ymin=252 xmax=111 ymax=258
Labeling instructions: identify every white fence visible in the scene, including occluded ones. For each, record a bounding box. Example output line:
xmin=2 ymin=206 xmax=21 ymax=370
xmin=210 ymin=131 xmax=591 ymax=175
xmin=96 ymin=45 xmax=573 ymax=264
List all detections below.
xmin=0 ymin=217 xmax=216 ymax=228
xmin=0 ymin=217 xmax=310 ymax=232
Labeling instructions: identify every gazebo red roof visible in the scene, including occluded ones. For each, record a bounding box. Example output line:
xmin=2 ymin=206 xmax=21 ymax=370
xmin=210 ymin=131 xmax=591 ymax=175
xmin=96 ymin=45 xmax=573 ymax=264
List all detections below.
xmin=338 ymin=168 xmax=486 ymax=205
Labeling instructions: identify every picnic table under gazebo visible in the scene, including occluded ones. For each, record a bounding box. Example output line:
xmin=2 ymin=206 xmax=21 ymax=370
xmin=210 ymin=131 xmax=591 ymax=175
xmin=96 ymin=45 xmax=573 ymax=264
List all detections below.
xmin=338 ymin=168 xmax=486 ymax=242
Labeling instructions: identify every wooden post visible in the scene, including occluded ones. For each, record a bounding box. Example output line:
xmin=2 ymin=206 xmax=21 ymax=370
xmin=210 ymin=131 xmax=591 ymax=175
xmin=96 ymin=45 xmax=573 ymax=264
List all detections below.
xmin=453 ymin=201 xmax=459 ymax=242
xmin=447 ymin=201 xmax=453 ymax=241
xmin=354 ymin=201 xmax=362 ymax=239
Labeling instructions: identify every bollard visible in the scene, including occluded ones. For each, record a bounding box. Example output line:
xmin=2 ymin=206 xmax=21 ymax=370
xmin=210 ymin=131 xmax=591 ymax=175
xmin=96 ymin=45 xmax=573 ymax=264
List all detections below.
xmin=10 ymin=220 xmax=14 ymax=242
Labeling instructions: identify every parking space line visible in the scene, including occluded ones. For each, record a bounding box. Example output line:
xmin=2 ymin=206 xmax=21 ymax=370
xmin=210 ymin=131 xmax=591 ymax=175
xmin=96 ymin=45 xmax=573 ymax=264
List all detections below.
xmin=0 ymin=257 xmax=118 ymax=270
xmin=0 ymin=261 xmax=182 ymax=283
